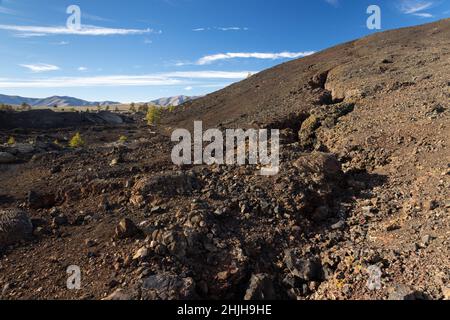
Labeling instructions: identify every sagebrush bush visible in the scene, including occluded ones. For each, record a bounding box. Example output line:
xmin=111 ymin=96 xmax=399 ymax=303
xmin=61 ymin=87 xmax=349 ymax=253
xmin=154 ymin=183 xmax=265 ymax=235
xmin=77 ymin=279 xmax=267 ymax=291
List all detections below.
xmin=118 ymin=135 xmax=128 ymax=143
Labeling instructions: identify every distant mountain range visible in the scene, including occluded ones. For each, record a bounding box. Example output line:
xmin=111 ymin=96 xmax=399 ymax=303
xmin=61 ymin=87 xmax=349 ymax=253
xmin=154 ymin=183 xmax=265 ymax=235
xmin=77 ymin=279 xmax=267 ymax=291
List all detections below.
xmin=149 ymin=95 xmax=200 ymax=107
xmin=0 ymin=94 xmax=119 ymax=107
xmin=0 ymin=94 xmax=200 ymax=108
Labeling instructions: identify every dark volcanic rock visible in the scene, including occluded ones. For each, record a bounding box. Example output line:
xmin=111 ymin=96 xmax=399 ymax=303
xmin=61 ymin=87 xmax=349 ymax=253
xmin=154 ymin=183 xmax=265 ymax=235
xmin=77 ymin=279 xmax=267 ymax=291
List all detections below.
xmin=131 ymin=171 xmax=199 ymax=202
xmin=0 ymin=152 xmax=17 ymax=164
xmin=284 ymin=249 xmax=324 ymax=282
xmin=0 ymin=209 xmax=33 ymax=248
xmin=308 ymin=71 xmax=329 ymax=89
xmin=292 ymin=152 xmax=342 ymax=179
xmin=388 ymin=285 xmax=422 ymax=300
xmin=115 ymin=218 xmax=140 ymax=239
xmin=27 ymin=191 xmax=56 ymax=209
xmin=244 ymin=274 xmax=276 ymax=300
xmin=141 ymin=273 xmax=196 ymax=300
xmin=0 ymin=110 xmax=127 ymax=129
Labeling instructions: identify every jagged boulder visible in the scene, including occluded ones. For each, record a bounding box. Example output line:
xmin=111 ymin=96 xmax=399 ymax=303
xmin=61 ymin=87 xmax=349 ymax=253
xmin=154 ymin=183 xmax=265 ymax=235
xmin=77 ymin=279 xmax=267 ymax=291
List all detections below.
xmin=244 ymin=274 xmax=276 ymax=300
xmin=130 ymin=171 xmax=199 ymax=206
xmin=308 ymin=71 xmax=329 ymax=89
xmin=141 ymin=273 xmax=196 ymax=300
xmin=27 ymin=190 xmax=56 ymax=209
xmin=284 ymin=249 xmax=324 ymax=282
xmin=292 ymin=152 xmax=342 ymax=179
xmin=115 ymin=218 xmax=140 ymax=239
xmin=298 ymin=115 xmax=320 ymax=149
xmin=298 ymin=103 xmax=355 ymax=149
xmin=0 ymin=152 xmax=17 ymax=164
xmin=0 ymin=209 xmax=33 ymax=248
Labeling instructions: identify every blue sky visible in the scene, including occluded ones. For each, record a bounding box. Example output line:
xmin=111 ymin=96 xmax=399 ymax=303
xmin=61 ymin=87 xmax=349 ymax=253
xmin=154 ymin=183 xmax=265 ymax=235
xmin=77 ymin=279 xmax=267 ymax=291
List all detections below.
xmin=0 ymin=0 xmax=449 ymax=102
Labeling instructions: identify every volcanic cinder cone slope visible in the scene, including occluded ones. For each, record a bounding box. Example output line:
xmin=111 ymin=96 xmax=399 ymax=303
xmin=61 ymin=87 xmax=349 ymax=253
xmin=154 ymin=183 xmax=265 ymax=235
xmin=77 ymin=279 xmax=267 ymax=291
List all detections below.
xmin=0 ymin=19 xmax=448 ymax=300
xmin=166 ymin=18 xmax=449 ymax=130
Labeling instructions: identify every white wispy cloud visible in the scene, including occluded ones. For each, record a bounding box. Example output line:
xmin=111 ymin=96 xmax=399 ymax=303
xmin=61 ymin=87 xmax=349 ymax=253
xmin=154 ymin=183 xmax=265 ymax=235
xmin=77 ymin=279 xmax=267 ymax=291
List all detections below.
xmin=0 ymin=24 xmax=158 ymax=37
xmin=196 ymin=51 xmax=315 ymax=65
xmin=412 ymin=12 xmax=434 ymax=17
xmin=0 ymin=5 xmax=16 ymax=15
xmin=165 ymin=71 xmax=256 ymax=79
xmin=13 ymin=33 xmax=47 ymax=38
xmin=78 ymin=67 xmax=88 ymax=71
xmin=82 ymin=13 xmax=113 ymax=23
xmin=193 ymin=26 xmax=249 ymax=32
xmin=325 ymin=0 xmax=339 ymax=7
xmin=0 ymin=71 xmax=256 ymax=88
xmin=217 ymin=27 xmax=249 ymax=31
xmin=19 ymin=63 xmax=60 ymax=73
xmin=399 ymin=0 xmax=435 ymax=17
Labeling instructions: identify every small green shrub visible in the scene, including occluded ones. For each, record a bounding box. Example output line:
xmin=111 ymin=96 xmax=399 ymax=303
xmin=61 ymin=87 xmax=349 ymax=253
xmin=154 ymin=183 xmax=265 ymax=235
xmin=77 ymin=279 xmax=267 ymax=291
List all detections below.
xmin=69 ymin=132 xmax=85 ymax=148
xmin=146 ymin=105 xmax=161 ymax=125
xmin=7 ymin=136 xmax=16 ymax=145
xmin=118 ymin=135 xmax=128 ymax=143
